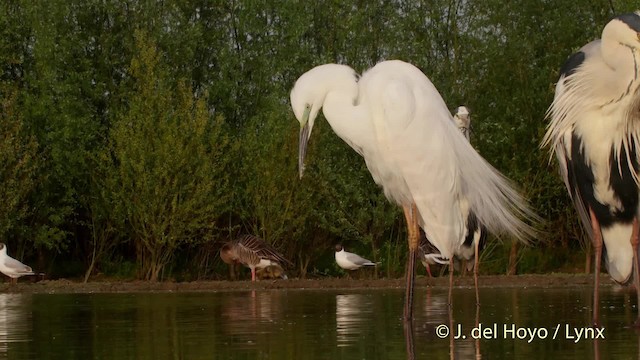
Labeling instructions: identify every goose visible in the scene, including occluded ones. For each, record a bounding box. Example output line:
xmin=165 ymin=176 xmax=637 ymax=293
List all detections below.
xmin=220 ymin=234 xmax=292 ymax=281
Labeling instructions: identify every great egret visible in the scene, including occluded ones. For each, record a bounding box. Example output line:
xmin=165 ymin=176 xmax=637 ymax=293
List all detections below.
xmin=334 ymin=245 xmax=378 ymax=270
xmin=0 ymin=243 xmax=37 ymax=283
xmin=542 ymin=11 xmax=640 ymax=326
xmin=291 ymin=60 xmax=537 ymax=320
xmin=418 ymin=106 xmax=478 ymax=279
xmin=420 ymin=105 xmax=488 ymax=302
xmin=220 ymin=234 xmax=292 ymax=281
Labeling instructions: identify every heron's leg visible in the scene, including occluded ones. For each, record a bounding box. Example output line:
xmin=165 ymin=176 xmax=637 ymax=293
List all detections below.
xmin=448 ymin=256 xmax=454 ymax=306
xmin=403 ymin=317 xmax=415 ymax=360
xmin=630 ymin=218 xmax=640 ymax=327
xmin=460 ymin=260 xmax=468 ymax=277
xmin=589 ymin=208 xmax=602 ymax=327
xmin=474 ymin=238 xmax=480 ymax=306
xmin=403 ymin=203 xmax=419 ymax=322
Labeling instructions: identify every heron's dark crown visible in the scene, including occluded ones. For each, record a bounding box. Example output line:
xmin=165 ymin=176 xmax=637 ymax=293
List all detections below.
xmin=615 ymin=12 xmax=640 ymax=32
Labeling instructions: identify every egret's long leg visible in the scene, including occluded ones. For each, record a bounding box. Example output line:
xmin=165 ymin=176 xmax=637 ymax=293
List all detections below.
xmin=403 ymin=204 xmax=420 ymax=322
xmin=589 ymin=208 xmax=603 ymax=327
xmin=474 ymin=238 xmax=480 ymax=306
xmin=630 ymin=218 xmax=640 ymax=327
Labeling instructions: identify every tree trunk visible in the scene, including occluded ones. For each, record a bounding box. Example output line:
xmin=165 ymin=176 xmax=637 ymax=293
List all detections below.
xmin=84 ymin=250 xmax=96 ymax=283
xmin=299 ymin=257 xmax=310 ymax=279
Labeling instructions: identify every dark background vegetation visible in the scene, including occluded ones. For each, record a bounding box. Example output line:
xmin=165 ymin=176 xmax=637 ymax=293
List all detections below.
xmin=0 ymin=0 xmax=635 ymax=281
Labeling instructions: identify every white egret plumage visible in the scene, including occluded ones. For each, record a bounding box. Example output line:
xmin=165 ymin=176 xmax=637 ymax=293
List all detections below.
xmin=420 ymin=106 xmax=487 ymax=303
xmin=542 ymin=11 xmax=640 ymax=326
xmin=291 ymin=60 xmax=537 ymax=320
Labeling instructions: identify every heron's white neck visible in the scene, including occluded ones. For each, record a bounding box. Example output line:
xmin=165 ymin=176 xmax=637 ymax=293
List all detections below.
xmin=601 ymin=27 xmax=639 ymax=81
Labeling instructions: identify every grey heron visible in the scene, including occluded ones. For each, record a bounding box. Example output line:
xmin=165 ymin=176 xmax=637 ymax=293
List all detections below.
xmin=542 ymin=11 xmax=640 ymax=326
xmin=291 ymin=60 xmax=537 ymax=320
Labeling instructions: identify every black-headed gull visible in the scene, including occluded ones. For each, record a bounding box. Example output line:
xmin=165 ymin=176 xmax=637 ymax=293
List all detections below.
xmin=334 ymin=245 xmax=378 ymax=270
xmin=0 ymin=243 xmax=37 ymax=282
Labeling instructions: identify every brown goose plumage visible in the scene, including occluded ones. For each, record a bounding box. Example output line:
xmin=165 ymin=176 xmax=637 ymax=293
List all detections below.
xmin=220 ymin=234 xmax=292 ymax=281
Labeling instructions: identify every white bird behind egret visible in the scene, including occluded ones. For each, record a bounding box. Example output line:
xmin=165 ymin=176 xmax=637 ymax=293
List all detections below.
xmin=291 ymin=60 xmax=538 ymax=320
xmin=418 ymin=232 xmax=447 ymax=277
xmin=453 ymin=106 xmax=471 ymax=139
xmin=334 ymin=245 xmax=378 ymax=271
xmin=542 ymin=11 xmax=640 ymax=326
xmin=0 ymin=243 xmax=37 ymax=283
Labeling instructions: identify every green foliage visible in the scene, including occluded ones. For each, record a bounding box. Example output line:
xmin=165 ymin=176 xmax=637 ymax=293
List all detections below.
xmin=1 ymin=0 xmax=637 ymax=279
xmin=99 ymin=30 xmax=232 ymax=281
xmin=0 ymin=89 xmax=38 ymax=244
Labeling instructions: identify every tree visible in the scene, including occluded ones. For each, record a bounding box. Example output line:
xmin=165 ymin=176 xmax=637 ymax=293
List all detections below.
xmin=101 ymin=30 xmax=231 ymax=281
xmin=0 ymin=89 xmax=38 ymax=249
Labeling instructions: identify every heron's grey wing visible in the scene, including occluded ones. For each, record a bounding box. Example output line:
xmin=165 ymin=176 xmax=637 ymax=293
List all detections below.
xmin=4 ymin=257 xmax=33 ymax=273
xmin=549 ymin=48 xmax=595 ymax=241
xmin=556 ymin=134 xmax=594 ymax=241
xmin=344 ymin=252 xmax=373 ymax=265
xmin=418 ymin=232 xmax=439 ymax=254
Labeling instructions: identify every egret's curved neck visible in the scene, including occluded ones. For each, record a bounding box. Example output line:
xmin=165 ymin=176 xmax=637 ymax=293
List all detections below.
xmin=323 ymin=90 xmax=357 ymax=124
xmin=320 ymin=84 xmax=373 ymax=156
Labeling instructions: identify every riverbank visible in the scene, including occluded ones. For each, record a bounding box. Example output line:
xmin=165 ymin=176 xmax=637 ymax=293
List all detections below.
xmin=0 ymin=273 xmax=617 ymax=294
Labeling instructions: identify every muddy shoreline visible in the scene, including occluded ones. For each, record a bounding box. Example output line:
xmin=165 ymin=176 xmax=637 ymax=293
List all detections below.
xmin=0 ymin=273 xmax=615 ymax=294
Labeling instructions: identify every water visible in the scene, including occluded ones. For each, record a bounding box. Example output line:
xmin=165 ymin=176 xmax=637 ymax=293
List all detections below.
xmin=0 ymin=286 xmax=637 ymax=359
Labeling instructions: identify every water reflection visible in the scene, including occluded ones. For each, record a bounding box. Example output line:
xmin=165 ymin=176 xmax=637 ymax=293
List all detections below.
xmin=404 ymin=319 xmax=415 ymax=360
xmin=0 ymin=294 xmax=31 ymax=354
xmin=423 ymin=289 xmax=449 ymax=328
xmin=414 ymin=289 xmax=480 ymax=359
xmin=335 ymin=294 xmax=374 ymax=346
xmin=220 ymin=290 xmax=285 ymax=348
xmin=0 ymin=287 xmax=637 ymax=359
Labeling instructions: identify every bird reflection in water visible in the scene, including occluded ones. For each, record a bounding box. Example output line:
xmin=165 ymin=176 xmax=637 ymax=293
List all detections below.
xmin=335 ymin=294 xmax=374 ymax=347
xmin=220 ymin=291 xmax=283 ymax=344
xmin=408 ymin=289 xmax=481 ymax=359
xmin=0 ymin=294 xmax=31 ymax=355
